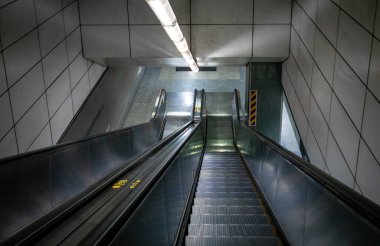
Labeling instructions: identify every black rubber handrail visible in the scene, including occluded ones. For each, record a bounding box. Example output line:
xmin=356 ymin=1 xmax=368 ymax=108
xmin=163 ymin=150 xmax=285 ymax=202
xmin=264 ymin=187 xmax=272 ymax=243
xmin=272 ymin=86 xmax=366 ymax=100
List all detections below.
xmin=174 ymin=89 xmax=206 ymax=246
xmin=233 ymin=89 xmax=380 ymax=229
xmin=4 ymin=121 xmax=193 ymax=246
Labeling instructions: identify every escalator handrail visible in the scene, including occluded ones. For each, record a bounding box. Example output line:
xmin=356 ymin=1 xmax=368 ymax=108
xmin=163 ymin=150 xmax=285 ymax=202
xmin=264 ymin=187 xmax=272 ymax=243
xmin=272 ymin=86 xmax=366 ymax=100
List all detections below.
xmin=90 ymin=122 xmax=202 ymax=245
xmin=174 ymin=89 xmax=207 ymax=246
xmin=4 ymin=120 xmax=194 ymax=245
xmin=191 ymin=89 xmax=198 ymax=121
xmin=232 ymin=90 xmax=380 ymax=228
xmin=0 ymin=90 xmax=167 ymax=165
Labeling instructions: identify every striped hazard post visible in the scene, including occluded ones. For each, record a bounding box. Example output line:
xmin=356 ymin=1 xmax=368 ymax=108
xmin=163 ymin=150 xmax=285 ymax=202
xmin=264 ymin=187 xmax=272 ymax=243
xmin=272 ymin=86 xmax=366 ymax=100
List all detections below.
xmin=249 ymin=90 xmax=257 ymax=126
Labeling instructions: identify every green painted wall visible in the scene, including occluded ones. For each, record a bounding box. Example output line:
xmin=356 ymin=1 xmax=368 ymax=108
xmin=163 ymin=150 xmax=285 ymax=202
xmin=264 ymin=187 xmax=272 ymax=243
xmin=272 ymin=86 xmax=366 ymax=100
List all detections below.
xmin=248 ymin=63 xmax=283 ymax=143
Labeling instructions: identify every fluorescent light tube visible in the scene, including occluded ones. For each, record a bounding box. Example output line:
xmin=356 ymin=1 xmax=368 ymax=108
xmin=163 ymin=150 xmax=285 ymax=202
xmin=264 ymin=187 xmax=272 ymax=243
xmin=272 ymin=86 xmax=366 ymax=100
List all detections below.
xmin=146 ymin=0 xmax=176 ymax=26
xmin=163 ymin=23 xmax=183 ymax=42
xmin=146 ymin=0 xmax=199 ymax=72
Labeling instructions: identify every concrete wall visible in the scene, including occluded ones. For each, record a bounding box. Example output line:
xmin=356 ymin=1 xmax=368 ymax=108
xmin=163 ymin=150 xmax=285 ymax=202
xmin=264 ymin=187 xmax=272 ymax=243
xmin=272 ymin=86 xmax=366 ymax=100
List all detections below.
xmin=0 ymin=0 xmax=106 ymax=159
xmin=282 ymin=0 xmax=380 ymax=204
xmin=79 ymin=0 xmax=292 ymax=66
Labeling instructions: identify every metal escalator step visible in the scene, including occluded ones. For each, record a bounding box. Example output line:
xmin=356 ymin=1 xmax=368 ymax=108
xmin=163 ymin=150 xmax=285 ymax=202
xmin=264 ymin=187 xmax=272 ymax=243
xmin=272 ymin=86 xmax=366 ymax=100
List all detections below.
xmin=194 ymin=198 xmax=261 ymax=206
xmin=196 ymin=186 xmax=255 ymax=193
xmin=198 ymin=176 xmax=251 ymax=181
xmin=185 ymin=236 xmax=281 ymax=246
xmin=197 ymin=180 xmax=252 ymax=185
xmin=190 ymin=214 xmax=270 ymax=224
xmin=195 ymin=192 xmax=257 ymax=199
xmin=192 ymin=205 xmax=265 ymax=215
xmin=200 ymin=171 xmax=246 ymax=175
xmin=187 ymin=224 xmax=276 ymax=237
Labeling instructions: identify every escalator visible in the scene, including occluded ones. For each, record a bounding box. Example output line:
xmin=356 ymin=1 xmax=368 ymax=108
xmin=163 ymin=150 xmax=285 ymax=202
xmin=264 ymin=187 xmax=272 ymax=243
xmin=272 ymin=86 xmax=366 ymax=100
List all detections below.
xmin=2 ymin=90 xmax=380 ymax=245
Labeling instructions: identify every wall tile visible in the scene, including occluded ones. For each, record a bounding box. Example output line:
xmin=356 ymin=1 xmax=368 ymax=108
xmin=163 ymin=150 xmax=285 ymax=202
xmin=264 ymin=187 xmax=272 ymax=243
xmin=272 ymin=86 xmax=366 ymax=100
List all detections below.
xmin=192 ymin=0 xmax=252 ymax=24
xmin=285 ymin=54 xmax=298 ymax=84
xmin=293 ymin=97 xmax=308 ymax=144
xmin=375 ymin=2 xmax=380 ymax=38
xmin=306 ymin=126 xmax=326 ymax=171
xmin=340 ymin=0 xmax=377 ymax=32
xmin=282 ymin=64 xmax=296 ymax=109
xmin=9 ymin=63 xmax=45 ymax=122
xmin=42 ymin=41 xmax=68 ymax=87
xmin=356 ymin=140 xmax=380 ymax=205
xmin=333 ymin=54 xmax=366 ymax=129
xmin=69 ymin=53 xmax=87 ymax=88
xmin=15 ymin=95 xmax=49 ymax=152
xmin=63 ymin=1 xmax=79 ymax=35
xmin=0 ymin=92 xmax=13 ymax=139
xmin=290 ymin=27 xmax=300 ymax=57
xmin=254 ymin=0 xmax=291 ymax=24
xmin=3 ymin=30 xmax=41 ymax=86
xmin=88 ymin=63 xmax=103 ymax=89
xmin=28 ymin=123 xmax=52 ymax=152
xmin=329 ymin=94 xmax=360 ymax=172
xmin=72 ymin=73 xmax=89 ymax=113
xmin=46 ymin=69 xmax=70 ymax=116
xmin=311 ymin=64 xmax=332 ymax=121
xmin=66 ymin=28 xmax=81 ymax=63
xmin=361 ymin=91 xmax=380 ymax=163
xmin=299 ymin=10 xmax=316 ymax=55
xmin=61 ymin=0 xmax=74 ymax=8
xmin=50 ymin=96 xmax=73 ymax=143
xmin=0 ymin=128 xmax=18 ymax=159
xmin=82 ymin=25 xmax=130 ymax=58
xmin=316 ymin=0 xmax=339 ymax=46
xmin=292 ymin=2 xmax=302 ymax=33
xmin=326 ymin=131 xmax=355 ymax=188
xmin=79 ymin=0 xmax=128 ymax=25
xmin=368 ymin=38 xmax=380 ymax=101
xmin=38 ymin=12 xmax=65 ymax=56
xmin=313 ymin=29 xmax=336 ymax=85
xmin=253 ymin=25 xmax=290 ymax=58
xmin=308 ymin=97 xmax=329 ymax=157
xmin=297 ymin=0 xmax=317 ymax=21
xmin=0 ymin=0 xmax=14 ymax=8
xmin=34 ymin=0 xmax=61 ymax=24
xmin=295 ymin=70 xmax=311 ymax=117
xmin=128 ymin=0 xmax=189 ymax=24
xmin=0 ymin=53 xmax=7 ymax=95
xmin=192 ymin=25 xmax=252 ymax=58
xmin=337 ymin=12 xmax=372 ymax=82
xmin=295 ymin=41 xmax=313 ymax=86
xmin=0 ymin=0 xmax=36 ymax=48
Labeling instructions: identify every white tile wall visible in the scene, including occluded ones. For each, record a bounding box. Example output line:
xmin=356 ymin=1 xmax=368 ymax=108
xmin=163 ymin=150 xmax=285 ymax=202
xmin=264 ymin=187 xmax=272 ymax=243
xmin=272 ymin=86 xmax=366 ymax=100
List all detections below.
xmin=368 ymin=38 xmax=380 ymax=101
xmin=284 ymin=0 xmax=380 ymax=205
xmin=295 ymin=70 xmax=311 ymax=116
xmin=356 ymin=140 xmax=380 ymax=205
xmin=311 ymin=63 xmax=332 ymax=120
xmin=9 ymin=63 xmax=45 ymax=121
xmin=326 ymin=131 xmax=355 ymax=188
xmin=336 ymin=11 xmax=372 ymax=82
xmin=0 ymin=0 xmax=105 ymax=159
xmin=333 ymin=54 xmax=366 ymax=129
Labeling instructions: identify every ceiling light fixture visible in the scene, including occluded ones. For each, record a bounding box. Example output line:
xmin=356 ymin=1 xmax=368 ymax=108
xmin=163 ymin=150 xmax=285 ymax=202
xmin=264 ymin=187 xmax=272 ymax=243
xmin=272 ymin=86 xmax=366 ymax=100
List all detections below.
xmin=146 ymin=0 xmax=199 ymax=72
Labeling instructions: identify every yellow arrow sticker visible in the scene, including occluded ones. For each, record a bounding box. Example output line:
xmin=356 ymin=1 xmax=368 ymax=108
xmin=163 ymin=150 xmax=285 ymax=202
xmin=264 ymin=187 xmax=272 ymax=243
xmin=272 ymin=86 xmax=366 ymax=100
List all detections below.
xmin=130 ymin=179 xmax=142 ymax=189
xmin=112 ymin=179 xmax=128 ymax=189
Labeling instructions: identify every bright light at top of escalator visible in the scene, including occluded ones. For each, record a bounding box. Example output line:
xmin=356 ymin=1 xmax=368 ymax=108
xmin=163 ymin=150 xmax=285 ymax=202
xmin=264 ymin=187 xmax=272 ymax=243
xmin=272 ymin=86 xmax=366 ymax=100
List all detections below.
xmin=146 ymin=0 xmax=198 ymax=72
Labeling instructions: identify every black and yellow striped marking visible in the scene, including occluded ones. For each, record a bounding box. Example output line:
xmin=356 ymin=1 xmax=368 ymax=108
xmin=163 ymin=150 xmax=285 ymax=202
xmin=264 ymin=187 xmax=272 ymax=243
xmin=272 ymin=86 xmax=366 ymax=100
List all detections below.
xmin=249 ymin=90 xmax=257 ymax=126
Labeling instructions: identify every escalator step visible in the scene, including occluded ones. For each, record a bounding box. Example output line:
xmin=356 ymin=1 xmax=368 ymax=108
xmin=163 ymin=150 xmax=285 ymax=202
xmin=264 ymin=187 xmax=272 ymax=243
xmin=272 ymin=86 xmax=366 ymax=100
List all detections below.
xmin=196 ymin=186 xmax=254 ymax=193
xmin=190 ymin=214 xmax=270 ymax=225
xmin=187 ymin=224 xmax=276 ymax=237
xmin=192 ymin=205 xmax=265 ymax=215
xmin=194 ymin=198 xmax=261 ymax=206
xmin=195 ymin=192 xmax=257 ymax=199
xmin=185 ymin=236 xmax=281 ymax=246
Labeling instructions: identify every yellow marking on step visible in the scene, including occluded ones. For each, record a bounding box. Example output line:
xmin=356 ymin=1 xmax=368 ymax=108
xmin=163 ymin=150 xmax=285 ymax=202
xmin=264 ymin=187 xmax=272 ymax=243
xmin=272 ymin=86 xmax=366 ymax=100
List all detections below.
xmin=112 ymin=179 xmax=128 ymax=189
xmin=130 ymin=179 xmax=142 ymax=189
